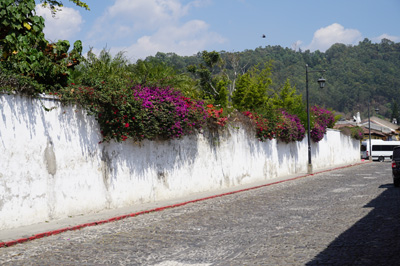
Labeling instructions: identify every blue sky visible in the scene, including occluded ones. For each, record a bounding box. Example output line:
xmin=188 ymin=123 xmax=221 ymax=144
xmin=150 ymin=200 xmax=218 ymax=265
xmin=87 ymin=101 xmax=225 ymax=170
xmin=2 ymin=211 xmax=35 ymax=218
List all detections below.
xmin=35 ymin=0 xmax=400 ymax=62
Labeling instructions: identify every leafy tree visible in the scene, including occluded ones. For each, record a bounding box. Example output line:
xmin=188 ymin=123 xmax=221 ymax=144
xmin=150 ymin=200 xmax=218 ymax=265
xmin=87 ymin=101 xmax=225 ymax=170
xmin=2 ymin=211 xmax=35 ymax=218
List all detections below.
xmin=0 ymin=0 xmax=88 ymax=92
xmin=270 ymin=78 xmax=307 ymax=124
xmin=147 ymin=40 xmax=400 ymax=120
xmin=270 ymin=79 xmax=303 ymax=112
xmin=129 ymin=59 xmax=199 ymax=99
xmin=187 ymin=50 xmax=227 ymax=102
xmin=214 ymin=76 xmax=229 ymax=108
xmin=232 ymin=63 xmax=273 ymax=111
xmin=71 ymin=49 xmax=131 ymax=91
xmin=219 ymin=51 xmax=247 ymax=101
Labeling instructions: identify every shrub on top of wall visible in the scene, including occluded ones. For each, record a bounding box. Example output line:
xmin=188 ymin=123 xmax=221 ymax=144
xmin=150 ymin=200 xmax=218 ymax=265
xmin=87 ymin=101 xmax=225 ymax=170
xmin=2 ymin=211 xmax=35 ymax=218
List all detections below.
xmin=310 ymin=105 xmax=336 ymax=142
xmin=243 ymin=106 xmax=333 ymax=143
xmin=60 ymin=84 xmax=230 ymax=142
xmin=279 ymin=111 xmax=306 ymax=143
xmin=242 ymin=111 xmax=280 ymax=141
xmin=205 ymin=104 xmax=229 ymax=130
xmin=339 ymin=126 xmax=364 ymax=141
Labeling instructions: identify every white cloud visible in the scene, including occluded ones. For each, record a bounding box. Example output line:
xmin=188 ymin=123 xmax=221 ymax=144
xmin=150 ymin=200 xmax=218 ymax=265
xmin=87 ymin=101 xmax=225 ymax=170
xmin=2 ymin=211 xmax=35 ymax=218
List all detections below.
xmin=88 ymin=0 xmax=225 ymax=60
xmin=36 ymin=4 xmax=83 ymax=41
xmin=108 ymin=0 xmax=187 ymax=25
xmin=113 ymin=20 xmax=226 ymax=61
xmin=305 ymin=23 xmax=362 ymax=52
xmin=373 ymin=33 xmax=400 ymax=43
xmin=89 ymin=0 xmax=188 ymax=40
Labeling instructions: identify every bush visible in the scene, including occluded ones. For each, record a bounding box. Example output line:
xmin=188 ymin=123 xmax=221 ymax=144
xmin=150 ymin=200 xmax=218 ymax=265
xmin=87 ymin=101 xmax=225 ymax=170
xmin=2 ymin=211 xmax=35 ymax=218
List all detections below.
xmin=340 ymin=126 xmax=364 ymax=140
xmin=310 ymin=106 xmax=336 ymax=142
xmin=350 ymin=127 xmax=364 ymax=140
xmin=70 ymin=49 xmax=131 ymax=91
xmin=279 ymin=111 xmax=306 ymax=143
xmin=0 ymin=65 xmax=44 ymax=94
xmin=60 ymin=84 xmax=207 ymax=142
xmin=243 ymin=111 xmax=280 ymax=141
xmin=310 ymin=123 xmax=326 ymax=143
xmin=205 ymin=104 xmax=228 ymax=130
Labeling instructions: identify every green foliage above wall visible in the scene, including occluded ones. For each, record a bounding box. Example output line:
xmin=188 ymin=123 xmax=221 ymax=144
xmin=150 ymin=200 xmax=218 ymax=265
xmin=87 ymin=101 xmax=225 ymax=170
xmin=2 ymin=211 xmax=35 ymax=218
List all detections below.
xmin=146 ymin=39 xmax=400 ymax=119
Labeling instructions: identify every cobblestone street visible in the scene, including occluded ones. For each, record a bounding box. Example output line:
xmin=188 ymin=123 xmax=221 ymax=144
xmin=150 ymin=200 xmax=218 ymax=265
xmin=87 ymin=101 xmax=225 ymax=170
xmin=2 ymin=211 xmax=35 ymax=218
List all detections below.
xmin=1 ymin=162 xmax=399 ymax=265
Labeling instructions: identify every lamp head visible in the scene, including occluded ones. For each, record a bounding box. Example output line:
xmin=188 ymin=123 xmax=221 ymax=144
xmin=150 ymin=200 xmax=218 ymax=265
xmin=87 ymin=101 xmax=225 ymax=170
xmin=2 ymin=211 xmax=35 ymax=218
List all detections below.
xmin=317 ymin=77 xmax=326 ymax=89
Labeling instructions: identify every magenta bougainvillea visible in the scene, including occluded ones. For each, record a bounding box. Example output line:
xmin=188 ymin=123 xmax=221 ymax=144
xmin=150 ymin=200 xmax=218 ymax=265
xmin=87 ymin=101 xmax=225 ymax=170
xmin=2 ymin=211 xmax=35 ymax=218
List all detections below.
xmin=61 ymin=84 xmax=229 ymax=142
xmin=61 ymin=83 xmax=334 ymax=143
xmin=278 ymin=111 xmax=306 ymax=143
xmin=243 ymin=106 xmax=333 ymax=143
xmin=310 ymin=105 xmax=335 ymax=142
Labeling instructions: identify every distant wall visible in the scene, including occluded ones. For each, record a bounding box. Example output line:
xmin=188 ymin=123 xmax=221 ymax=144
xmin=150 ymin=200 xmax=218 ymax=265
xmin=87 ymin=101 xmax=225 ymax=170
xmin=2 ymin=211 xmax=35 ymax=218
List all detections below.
xmin=0 ymin=94 xmax=360 ymax=230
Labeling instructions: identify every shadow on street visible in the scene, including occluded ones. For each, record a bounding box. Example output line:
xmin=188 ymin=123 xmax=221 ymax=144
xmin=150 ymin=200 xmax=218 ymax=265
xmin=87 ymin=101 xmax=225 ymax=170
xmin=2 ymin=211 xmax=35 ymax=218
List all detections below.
xmin=306 ymin=183 xmax=400 ymax=265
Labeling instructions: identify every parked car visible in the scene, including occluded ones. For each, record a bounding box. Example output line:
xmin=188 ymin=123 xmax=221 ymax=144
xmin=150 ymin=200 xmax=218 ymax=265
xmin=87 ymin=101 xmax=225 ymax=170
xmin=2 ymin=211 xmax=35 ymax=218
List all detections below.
xmin=391 ymin=146 xmax=400 ymax=187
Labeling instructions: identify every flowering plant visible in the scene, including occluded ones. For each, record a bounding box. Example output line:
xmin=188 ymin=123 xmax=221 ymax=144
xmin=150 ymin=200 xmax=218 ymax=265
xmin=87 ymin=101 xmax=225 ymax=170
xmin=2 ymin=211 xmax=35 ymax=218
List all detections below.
xmin=310 ymin=105 xmax=335 ymax=142
xmin=60 ymin=84 xmax=207 ymax=142
xmin=58 ymin=82 xmax=336 ymax=144
xmin=278 ymin=111 xmax=305 ymax=143
xmin=205 ymin=104 xmax=228 ymax=129
xmin=243 ymin=111 xmax=279 ymax=141
xmin=351 ymin=127 xmax=364 ymax=140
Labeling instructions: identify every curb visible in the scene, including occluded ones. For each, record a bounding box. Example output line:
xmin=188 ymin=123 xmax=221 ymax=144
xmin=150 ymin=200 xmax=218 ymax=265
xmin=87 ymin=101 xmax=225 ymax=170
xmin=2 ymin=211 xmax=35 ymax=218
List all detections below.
xmin=0 ymin=161 xmax=369 ymax=248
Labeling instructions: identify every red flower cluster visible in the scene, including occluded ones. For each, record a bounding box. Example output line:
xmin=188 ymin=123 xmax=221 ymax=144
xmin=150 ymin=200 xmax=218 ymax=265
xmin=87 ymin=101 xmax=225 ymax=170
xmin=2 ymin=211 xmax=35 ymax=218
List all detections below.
xmin=206 ymin=104 xmax=228 ymax=127
xmin=243 ymin=111 xmax=276 ymax=141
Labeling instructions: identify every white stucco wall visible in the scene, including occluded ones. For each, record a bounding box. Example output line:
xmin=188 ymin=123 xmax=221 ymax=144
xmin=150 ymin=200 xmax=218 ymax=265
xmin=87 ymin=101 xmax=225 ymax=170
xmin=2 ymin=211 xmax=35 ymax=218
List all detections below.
xmin=0 ymin=94 xmax=360 ymax=230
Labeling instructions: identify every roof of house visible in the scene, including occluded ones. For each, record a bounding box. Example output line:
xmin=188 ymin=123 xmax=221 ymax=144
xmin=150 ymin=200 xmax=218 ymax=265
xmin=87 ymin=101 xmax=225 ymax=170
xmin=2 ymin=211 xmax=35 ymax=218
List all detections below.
xmin=363 ymin=116 xmax=399 ymax=129
xmin=361 ymin=127 xmax=387 ymax=137
xmin=334 ymin=117 xmax=398 ymax=136
xmin=360 ymin=116 xmax=400 ymax=134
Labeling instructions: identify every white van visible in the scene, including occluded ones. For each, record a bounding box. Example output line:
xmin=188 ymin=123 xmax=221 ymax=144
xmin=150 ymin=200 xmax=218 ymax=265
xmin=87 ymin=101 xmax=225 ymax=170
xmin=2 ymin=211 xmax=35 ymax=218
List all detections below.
xmin=361 ymin=139 xmax=400 ymax=162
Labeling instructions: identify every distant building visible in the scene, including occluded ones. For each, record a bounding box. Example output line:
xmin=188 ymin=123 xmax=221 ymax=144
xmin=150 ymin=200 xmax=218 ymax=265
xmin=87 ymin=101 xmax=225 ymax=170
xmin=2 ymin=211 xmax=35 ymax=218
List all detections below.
xmin=360 ymin=116 xmax=400 ymax=141
xmin=334 ymin=115 xmax=400 ymax=141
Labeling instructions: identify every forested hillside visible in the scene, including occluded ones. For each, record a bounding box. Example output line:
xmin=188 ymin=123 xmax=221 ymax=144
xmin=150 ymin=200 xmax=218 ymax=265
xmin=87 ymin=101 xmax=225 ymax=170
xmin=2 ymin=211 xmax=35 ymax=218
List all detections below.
xmin=145 ymin=38 xmax=400 ymax=120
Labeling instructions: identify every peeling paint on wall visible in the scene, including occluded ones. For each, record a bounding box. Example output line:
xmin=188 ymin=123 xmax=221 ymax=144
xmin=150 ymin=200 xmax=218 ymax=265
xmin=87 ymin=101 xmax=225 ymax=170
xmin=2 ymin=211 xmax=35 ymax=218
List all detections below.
xmin=44 ymin=139 xmax=57 ymax=176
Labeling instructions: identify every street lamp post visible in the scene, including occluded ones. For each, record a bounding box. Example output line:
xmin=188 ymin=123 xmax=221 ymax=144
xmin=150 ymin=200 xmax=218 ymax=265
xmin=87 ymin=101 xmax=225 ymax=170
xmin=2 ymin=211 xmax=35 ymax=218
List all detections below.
xmin=368 ymin=103 xmax=372 ymax=161
xmin=306 ymin=64 xmax=326 ymax=174
xmin=368 ymin=103 xmax=379 ymax=161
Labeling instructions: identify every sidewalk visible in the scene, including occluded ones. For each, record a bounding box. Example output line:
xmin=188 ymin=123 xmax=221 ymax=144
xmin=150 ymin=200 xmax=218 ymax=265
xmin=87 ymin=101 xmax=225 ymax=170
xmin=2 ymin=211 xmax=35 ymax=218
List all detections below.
xmin=0 ymin=161 xmax=368 ymax=247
